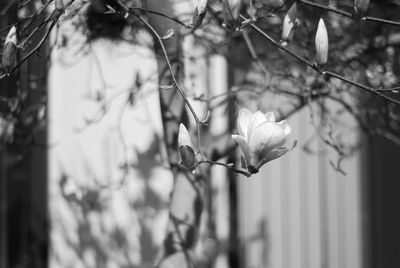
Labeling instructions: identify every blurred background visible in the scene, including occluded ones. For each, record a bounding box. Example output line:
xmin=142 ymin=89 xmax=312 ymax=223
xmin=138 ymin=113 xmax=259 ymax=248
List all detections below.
xmin=1 ymin=0 xmax=400 ymax=267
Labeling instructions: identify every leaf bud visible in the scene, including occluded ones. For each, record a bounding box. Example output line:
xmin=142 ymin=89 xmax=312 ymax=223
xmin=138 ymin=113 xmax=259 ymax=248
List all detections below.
xmin=55 ymin=0 xmax=65 ymax=13
xmin=281 ymin=3 xmax=298 ymax=45
xmin=2 ymin=26 xmax=17 ymax=74
xmin=354 ymin=0 xmax=370 ymax=16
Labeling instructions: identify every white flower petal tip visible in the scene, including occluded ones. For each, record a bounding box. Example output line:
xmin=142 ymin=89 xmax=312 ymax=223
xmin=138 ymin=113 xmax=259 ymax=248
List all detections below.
xmin=192 ymin=0 xmax=208 ymax=29
xmin=281 ymin=3 xmax=297 ymax=44
xmin=2 ymin=26 xmax=18 ymax=73
xmin=277 ymin=120 xmax=292 ymax=136
xmin=233 ymin=108 xmax=293 ymax=173
xmin=178 ymin=123 xmax=193 ymax=148
xmin=315 ymin=18 xmax=328 ymax=67
xmin=5 ymin=26 xmax=17 ymax=45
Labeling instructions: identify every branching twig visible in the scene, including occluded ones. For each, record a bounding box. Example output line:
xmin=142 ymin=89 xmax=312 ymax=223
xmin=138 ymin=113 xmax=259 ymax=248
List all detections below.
xmin=296 ymin=0 xmax=400 ymax=27
xmin=241 ymin=15 xmax=400 ymax=106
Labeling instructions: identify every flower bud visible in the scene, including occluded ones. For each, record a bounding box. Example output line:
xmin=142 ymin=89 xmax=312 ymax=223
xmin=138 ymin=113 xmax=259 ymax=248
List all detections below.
xmin=264 ymin=0 xmax=284 ymax=10
xmin=315 ymin=18 xmax=328 ymax=67
xmin=90 ymin=0 xmax=108 ymax=13
xmin=178 ymin=124 xmax=195 ymax=168
xmin=192 ymin=0 xmax=208 ymax=29
xmin=281 ymin=3 xmax=297 ymax=45
xmin=180 ymin=145 xmax=196 ymax=168
xmin=354 ymin=0 xmax=369 ymax=16
xmin=194 ymin=0 xmax=207 ymax=15
xmin=55 ymin=0 xmax=64 ymax=13
xmin=222 ymin=0 xmax=242 ymax=30
xmin=2 ymin=26 xmax=17 ymax=74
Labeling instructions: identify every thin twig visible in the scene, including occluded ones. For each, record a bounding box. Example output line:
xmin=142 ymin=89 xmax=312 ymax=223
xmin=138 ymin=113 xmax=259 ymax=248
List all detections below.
xmin=242 ymin=15 xmax=400 ymax=106
xmin=199 ymin=160 xmax=251 ymax=177
xmin=131 ymin=7 xmax=190 ymax=28
xmin=297 ymin=0 xmax=400 ymax=27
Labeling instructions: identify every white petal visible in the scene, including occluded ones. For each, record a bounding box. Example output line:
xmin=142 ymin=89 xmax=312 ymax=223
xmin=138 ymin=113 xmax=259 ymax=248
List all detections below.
xmin=264 ymin=111 xmax=276 ymax=122
xmin=237 ymin=108 xmax=252 ymax=139
xmin=178 ymin=123 xmax=193 ymax=148
xmin=232 ymin=134 xmax=251 ymax=167
xmin=315 ymin=18 xmax=328 ymax=66
xmin=5 ymin=26 xmax=17 ymax=46
xmin=255 ymin=147 xmax=289 ymax=170
xmin=248 ymin=111 xmax=267 ymax=138
xmin=194 ymin=0 xmax=208 ymax=14
xmin=249 ymin=121 xmax=287 ymax=155
xmin=277 ymin=120 xmax=292 ymax=136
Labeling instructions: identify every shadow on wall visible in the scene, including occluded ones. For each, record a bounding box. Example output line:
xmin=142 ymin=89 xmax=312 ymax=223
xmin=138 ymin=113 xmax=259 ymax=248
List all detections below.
xmin=47 ymin=4 xmax=174 ymax=265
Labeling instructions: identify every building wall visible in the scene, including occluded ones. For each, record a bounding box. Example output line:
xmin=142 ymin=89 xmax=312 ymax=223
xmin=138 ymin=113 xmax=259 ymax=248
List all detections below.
xmin=47 ymin=17 xmax=174 ymax=266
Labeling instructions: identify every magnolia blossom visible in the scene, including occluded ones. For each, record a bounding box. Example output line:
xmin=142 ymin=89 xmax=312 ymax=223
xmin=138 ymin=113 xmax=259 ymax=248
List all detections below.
xmin=232 ymin=108 xmax=292 ymax=173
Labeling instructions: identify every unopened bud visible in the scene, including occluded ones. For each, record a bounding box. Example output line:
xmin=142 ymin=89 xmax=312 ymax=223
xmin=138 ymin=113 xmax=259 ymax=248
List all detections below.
xmin=354 ymin=0 xmax=370 ymax=16
xmin=192 ymin=7 xmax=207 ymax=29
xmin=178 ymin=124 xmax=195 ymax=168
xmin=264 ymin=0 xmax=284 ymax=10
xmin=315 ymin=18 xmax=328 ymax=67
xmin=55 ymin=0 xmax=64 ymax=13
xmin=90 ymin=0 xmax=107 ymax=13
xmin=281 ymin=3 xmax=297 ymax=45
xmin=2 ymin=26 xmax=17 ymax=74
xmin=180 ymin=145 xmax=196 ymax=168
xmin=222 ymin=0 xmax=242 ymax=29
xmin=193 ymin=0 xmax=207 ymax=15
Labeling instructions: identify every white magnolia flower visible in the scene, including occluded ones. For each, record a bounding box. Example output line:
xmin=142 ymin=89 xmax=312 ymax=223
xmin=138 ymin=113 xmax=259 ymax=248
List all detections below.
xmin=232 ymin=108 xmax=292 ymax=173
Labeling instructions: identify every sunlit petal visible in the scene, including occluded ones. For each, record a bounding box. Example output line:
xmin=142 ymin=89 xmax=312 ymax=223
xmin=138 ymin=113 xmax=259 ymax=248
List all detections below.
xmin=237 ymin=108 xmax=252 ymax=139
xmin=277 ymin=120 xmax=292 ymax=136
xmin=232 ymin=134 xmax=251 ymax=166
xmin=178 ymin=123 xmax=193 ymax=148
xmin=249 ymin=121 xmax=287 ymax=154
xmin=255 ymin=147 xmax=289 ymax=170
xmin=264 ymin=111 xmax=275 ymax=122
xmin=248 ymin=111 xmax=267 ymax=138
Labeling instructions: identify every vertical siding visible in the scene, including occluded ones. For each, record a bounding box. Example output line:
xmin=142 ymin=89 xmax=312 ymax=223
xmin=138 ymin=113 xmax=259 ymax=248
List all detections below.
xmin=209 ymin=55 xmax=230 ymax=268
xmin=238 ymin=107 xmax=363 ymax=268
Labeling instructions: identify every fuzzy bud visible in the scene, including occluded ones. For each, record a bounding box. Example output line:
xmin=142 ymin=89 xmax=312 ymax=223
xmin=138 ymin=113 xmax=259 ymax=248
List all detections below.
xmin=264 ymin=0 xmax=284 ymax=10
xmin=315 ymin=18 xmax=328 ymax=67
xmin=281 ymin=3 xmax=297 ymax=45
xmin=193 ymin=0 xmax=208 ymax=15
xmin=55 ymin=0 xmax=64 ymax=13
xmin=2 ymin=26 xmax=17 ymax=74
xmin=222 ymin=0 xmax=242 ymax=30
xmin=192 ymin=0 xmax=208 ymax=30
xmin=90 ymin=0 xmax=108 ymax=13
xmin=354 ymin=0 xmax=370 ymax=16
xmin=192 ymin=8 xmax=207 ymax=29
xmin=178 ymin=124 xmax=195 ymax=168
